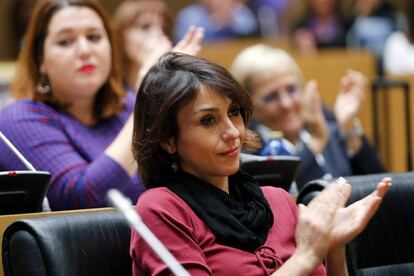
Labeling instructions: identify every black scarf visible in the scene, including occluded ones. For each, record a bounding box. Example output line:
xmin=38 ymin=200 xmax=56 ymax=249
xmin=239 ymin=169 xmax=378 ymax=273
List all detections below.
xmin=153 ymin=170 xmax=274 ymax=252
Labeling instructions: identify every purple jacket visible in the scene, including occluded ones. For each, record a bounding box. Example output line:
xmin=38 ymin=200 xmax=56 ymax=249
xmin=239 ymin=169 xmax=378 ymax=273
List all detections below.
xmin=0 ymin=93 xmax=144 ymax=210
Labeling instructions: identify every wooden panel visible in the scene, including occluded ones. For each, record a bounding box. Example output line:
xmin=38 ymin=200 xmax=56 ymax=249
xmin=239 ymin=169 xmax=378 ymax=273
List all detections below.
xmin=0 ymin=62 xmax=16 ymax=84
xmin=0 ymin=0 xmax=16 ymax=60
xmin=199 ymin=38 xmax=291 ymax=70
xmin=381 ymin=75 xmax=414 ymax=172
xmin=374 ymin=86 xmax=408 ymax=171
xmin=388 ymin=88 xmax=408 ymax=171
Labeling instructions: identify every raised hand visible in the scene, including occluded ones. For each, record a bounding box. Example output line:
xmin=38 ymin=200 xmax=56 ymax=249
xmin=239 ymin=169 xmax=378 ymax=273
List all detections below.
xmin=276 ymin=178 xmax=390 ymax=275
xmin=132 ymin=32 xmax=172 ymax=70
xmin=135 ymin=35 xmax=172 ymax=89
xmin=136 ymin=26 xmax=204 ymax=90
xmin=172 ymin=26 xmax=204 ymax=56
xmin=302 ymin=79 xmax=329 ymax=154
xmin=334 ymin=69 xmax=367 ymax=133
xmin=329 ymin=177 xmax=392 ymax=250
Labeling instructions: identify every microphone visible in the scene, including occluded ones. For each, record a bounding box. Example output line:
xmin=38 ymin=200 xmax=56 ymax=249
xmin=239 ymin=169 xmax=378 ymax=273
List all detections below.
xmin=0 ymin=131 xmax=36 ymax=171
xmin=106 ymin=189 xmax=190 ymax=276
xmin=0 ymin=130 xmax=51 ymax=211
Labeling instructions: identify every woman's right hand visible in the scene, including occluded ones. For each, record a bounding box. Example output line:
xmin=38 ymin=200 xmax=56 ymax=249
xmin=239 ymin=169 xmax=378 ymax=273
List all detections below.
xmin=272 ymin=180 xmax=350 ymax=275
xmin=294 ymin=180 xmax=350 ymax=267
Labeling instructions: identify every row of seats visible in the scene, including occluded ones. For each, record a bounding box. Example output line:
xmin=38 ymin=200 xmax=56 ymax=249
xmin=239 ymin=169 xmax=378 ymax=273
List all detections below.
xmin=2 ymin=172 xmax=414 ymax=275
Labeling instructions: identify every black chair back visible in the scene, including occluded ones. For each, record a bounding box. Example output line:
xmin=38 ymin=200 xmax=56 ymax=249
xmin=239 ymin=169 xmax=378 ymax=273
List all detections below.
xmin=2 ymin=210 xmax=132 ymax=276
xmin=241 ymin=154 xmax=300 ymax=191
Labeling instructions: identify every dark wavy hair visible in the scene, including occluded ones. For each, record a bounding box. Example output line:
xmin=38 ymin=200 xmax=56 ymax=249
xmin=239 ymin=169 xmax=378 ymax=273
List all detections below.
xmin=133 ymin=52 xmax=258 ymax=187
xmin=11 ymin=0 xmax=125 ymax=119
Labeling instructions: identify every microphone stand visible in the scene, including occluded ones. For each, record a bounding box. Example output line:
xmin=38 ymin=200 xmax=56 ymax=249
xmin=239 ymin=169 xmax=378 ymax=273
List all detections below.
xmin=107 ymin=189 xmax=190 ymax=276
xmin=0 ymin=131 xmax=36 ymax=171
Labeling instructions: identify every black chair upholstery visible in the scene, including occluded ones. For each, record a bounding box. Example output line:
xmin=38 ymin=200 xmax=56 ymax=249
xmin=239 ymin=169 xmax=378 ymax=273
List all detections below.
xmin=295 ymin=178 xmax=329 ymax=205
xmin=240 ymin=154 xmax=301 ymax=191
xmin=297 ymin=172 xmax=414 ymax=276
xmin=2 ymin=210 xmax=132 ymax=276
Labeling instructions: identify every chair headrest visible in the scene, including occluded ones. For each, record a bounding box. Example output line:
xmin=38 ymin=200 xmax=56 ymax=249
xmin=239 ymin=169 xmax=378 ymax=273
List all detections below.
xmin=296 ymin=178 xmax=330 ymax=205
xmin=2 ymin=210 xmax=132 ymax=276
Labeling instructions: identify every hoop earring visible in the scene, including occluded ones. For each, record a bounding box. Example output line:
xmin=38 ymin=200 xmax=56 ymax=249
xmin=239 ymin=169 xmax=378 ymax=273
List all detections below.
xmin=36 ymin=75 xmax=51 ymax=94
xmin=171 ymin=154 xmax=179 ymax=173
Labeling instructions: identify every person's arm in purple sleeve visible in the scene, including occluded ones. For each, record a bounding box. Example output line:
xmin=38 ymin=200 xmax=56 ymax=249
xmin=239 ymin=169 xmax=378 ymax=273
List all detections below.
xmin=0 ymin=103 xmax=142 ymax=210
xmin=105 ymin=114 xmax=136 ymax=176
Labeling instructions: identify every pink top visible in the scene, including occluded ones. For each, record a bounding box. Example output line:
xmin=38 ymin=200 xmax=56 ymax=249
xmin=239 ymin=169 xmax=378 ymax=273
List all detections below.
xmin=130 ymin=186 xmax=326 ymax=275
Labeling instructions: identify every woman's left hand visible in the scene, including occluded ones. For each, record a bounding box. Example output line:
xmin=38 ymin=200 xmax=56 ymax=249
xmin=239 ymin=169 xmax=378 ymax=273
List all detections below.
xmin=329 ymin=177 xmax=392 ymax=250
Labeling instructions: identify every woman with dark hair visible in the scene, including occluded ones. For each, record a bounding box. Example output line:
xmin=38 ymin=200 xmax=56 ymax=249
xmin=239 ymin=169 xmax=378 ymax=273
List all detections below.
xmin=0 ymin=0 xmax=140 ymax=210
xmin=130 ymin=52 xmax=391 ymax=275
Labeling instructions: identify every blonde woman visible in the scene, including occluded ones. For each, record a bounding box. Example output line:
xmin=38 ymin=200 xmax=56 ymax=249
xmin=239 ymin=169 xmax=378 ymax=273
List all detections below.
xmin=231 ymin=44 xmax=385 ymax=189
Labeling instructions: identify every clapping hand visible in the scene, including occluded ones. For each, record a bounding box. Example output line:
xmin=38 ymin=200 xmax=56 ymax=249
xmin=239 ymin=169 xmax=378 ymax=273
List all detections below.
xmin=334 ymin=69 xmax=366 ymax=133
xmin=329 ymin=177 xmax=391 ymax=250
xmin=295 ymin=177 xmax=391 ymax=268
xmin=302 ymin=79 xmax=329 ymax=154
xmin=172 ymin=26 xmax=204 ymax=56
xmin=295 ymin=181 xmax=346 ymax=267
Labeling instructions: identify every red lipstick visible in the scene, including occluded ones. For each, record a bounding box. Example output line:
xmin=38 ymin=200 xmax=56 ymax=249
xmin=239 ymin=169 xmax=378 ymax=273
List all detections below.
xmin=219 ymin=146 xmax=239 ymax=157
xmin=79 ymin=64 xmax=96 ymax=73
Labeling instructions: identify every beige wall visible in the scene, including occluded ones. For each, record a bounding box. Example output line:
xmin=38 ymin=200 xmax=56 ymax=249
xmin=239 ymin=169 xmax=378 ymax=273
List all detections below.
xmin=0 ymin=0 xmax=15 ymax=60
